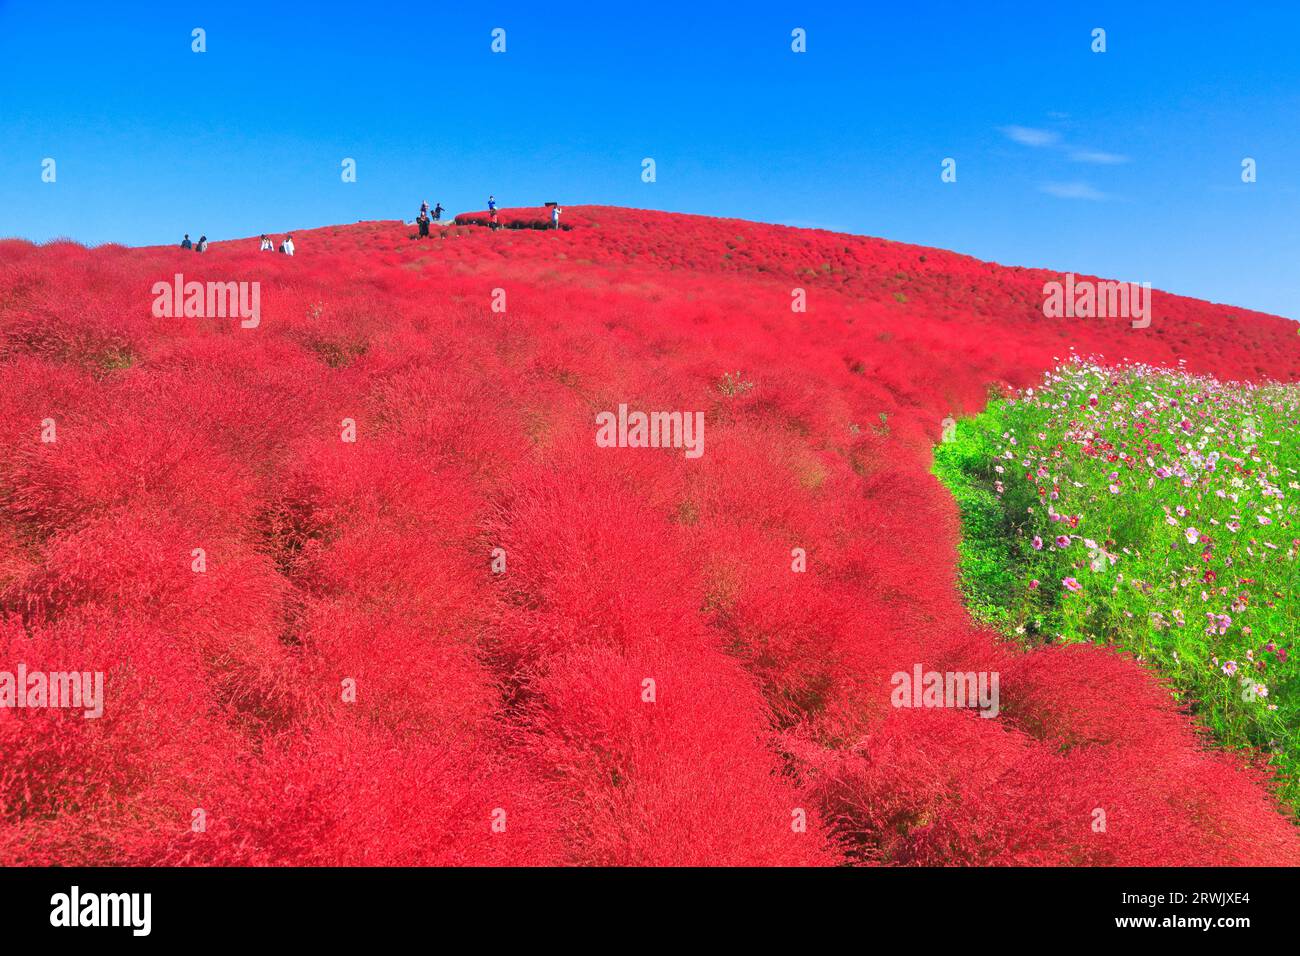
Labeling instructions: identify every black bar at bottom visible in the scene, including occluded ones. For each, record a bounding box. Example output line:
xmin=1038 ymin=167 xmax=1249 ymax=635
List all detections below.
xmin=0 ymin=865 xmax=1288 ymax=942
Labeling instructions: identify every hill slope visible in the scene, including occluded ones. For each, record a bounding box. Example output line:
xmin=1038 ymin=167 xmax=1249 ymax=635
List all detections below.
xmin=1 ymin=206 xmax=1298 ymax=864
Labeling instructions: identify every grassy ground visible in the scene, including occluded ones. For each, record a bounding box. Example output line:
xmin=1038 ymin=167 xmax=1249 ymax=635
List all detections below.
xmin=935 ymin=357 xmax=1300 ymax=809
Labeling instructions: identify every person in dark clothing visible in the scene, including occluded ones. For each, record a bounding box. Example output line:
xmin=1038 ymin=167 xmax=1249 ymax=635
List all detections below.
xmin=195 ymin=236 xmax=208 ymax=252
xmin=433 ymin=203 xmax=443 ymax=221
xmin=417 ymin=211 xmax=430 ymax=238
xmin=181 ymin=234 xmax=192 ymax=249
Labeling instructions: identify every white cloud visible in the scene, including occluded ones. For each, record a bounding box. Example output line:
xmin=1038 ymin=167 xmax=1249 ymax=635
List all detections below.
xmin=1039 ymin=182 xmax=1110 ymax=201
xmin=1001 ymin=125 xmax=1061 ymax=148
xmin=1069 ymin=149 xmax=1129 ymax=164
xmin=1001 ymin=122 xmax=1129 ymax=164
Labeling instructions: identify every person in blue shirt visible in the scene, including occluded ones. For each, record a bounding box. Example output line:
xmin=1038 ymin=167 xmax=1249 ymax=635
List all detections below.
xmin=181 ymin=234 xmax=192 ymax=249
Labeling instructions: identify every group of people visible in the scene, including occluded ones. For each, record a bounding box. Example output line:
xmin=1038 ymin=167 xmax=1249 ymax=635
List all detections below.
xmin=415 ymin=200 xmax=444 ymax=238
xmin=260 ymin=234 xmax=295 ymax=255
xmin=494 ymin=197 xmax=562 ymax=229
xmin=182 ymin=195 xmax=568 ymax=254
xmin=417 ymin=196 xmax=562 ymax=233
xmin=179 ymin=233 xmax=294 ymax=255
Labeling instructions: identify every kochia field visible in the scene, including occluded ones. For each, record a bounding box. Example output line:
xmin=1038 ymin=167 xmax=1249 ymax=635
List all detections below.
xmin=1 ymin=206 xmax=1297 ymax=865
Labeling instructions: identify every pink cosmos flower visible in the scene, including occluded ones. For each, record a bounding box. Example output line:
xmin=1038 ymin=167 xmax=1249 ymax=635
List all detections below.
xmin=1062 ymin=577 xmax=1082 ymax=592
xmin=1031 ymin=536 xmax=1043 ymax=551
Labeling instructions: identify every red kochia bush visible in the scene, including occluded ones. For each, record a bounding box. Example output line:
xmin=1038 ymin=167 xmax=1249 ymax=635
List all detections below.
xmin=485 ymin=450 xmax=835 ymax=864
xmin=0 ymin=207 xmax=1298 ymax=865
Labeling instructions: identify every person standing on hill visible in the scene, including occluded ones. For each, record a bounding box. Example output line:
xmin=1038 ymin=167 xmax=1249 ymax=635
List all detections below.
xmin=259 ymin=234 xmax=274 ymax=252
xmin=279 ymin=235 xmax=295 ymax=256
xmin=433 ymin=203 xmax=443 ymax=222
xmin=487 ymin=195 xmax=498 ymax=229
xmin=420 ymin=200 xmax=429 ymax=218
xmin=552 ymin=205 xmax=562 ymax=230
xmin=195 ymin=236 xmax=208 ymax=253
xmin=181 ymin=234 xmax=192 ymax=250
xmin=417 ymin=210 xmax=430 ymax=238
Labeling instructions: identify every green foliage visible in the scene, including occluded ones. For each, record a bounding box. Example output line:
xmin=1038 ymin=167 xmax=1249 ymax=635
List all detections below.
xmin=935 ymin=359 xmax=1300 ymax=808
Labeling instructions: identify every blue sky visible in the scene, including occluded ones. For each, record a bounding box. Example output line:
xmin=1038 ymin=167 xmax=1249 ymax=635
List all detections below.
xmin=2 ymin=1 xmax=1297 ymax=317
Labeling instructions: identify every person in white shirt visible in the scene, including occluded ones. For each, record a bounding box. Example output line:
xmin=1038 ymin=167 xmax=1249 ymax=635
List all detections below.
xmin=552 ymin=205 xmax=562 ymax=229
xmin=259 ymin=234 xmax=274 ymax=252
xmin=279 ymin=235 xmax=295 ymax=256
